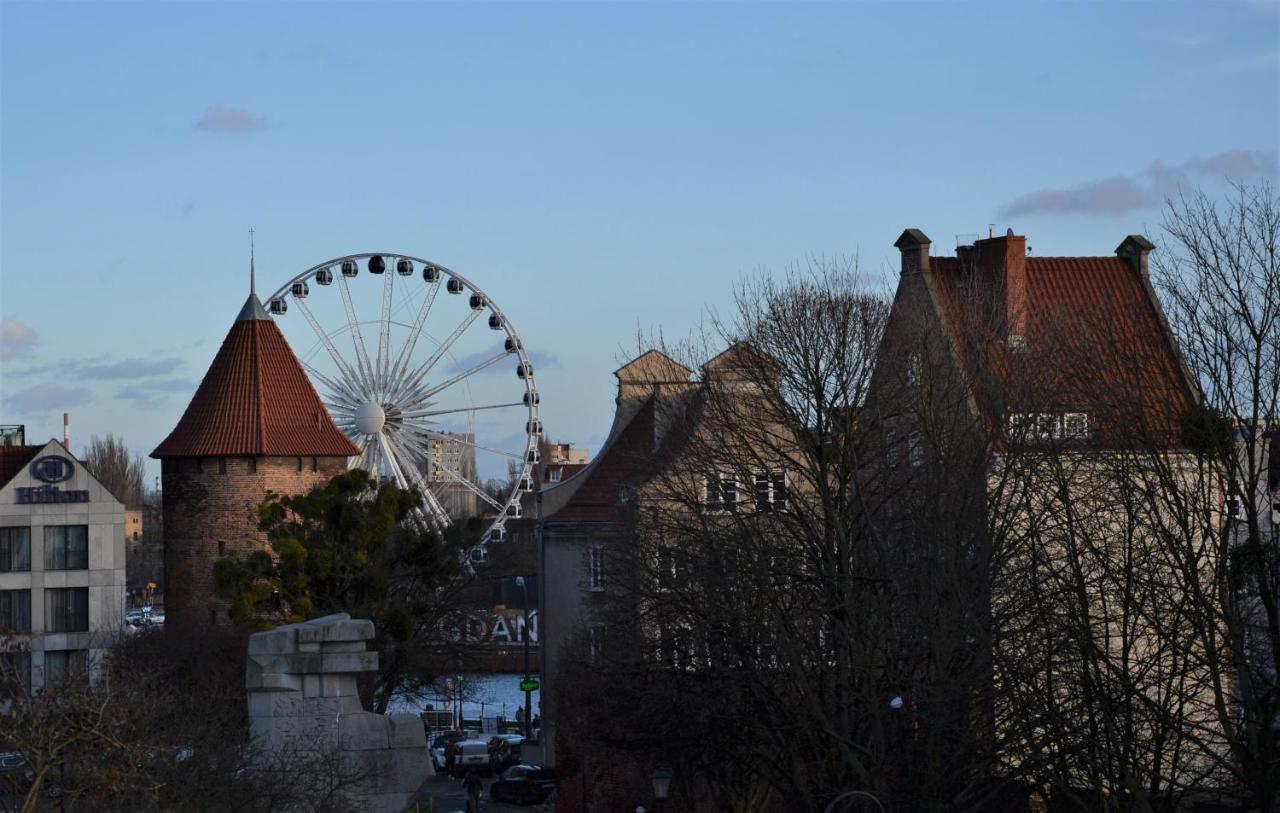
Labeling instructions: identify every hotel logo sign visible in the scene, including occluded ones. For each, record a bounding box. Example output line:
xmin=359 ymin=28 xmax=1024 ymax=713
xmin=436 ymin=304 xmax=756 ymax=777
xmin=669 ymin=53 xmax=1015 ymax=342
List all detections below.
xmin=16 ymin=455 xmax=90 ymax=504
xmin=30 ymin=456 xmax=75 ymax=483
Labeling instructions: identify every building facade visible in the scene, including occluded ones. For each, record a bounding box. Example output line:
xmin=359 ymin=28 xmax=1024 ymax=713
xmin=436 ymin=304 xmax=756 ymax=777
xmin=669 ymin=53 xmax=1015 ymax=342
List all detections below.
xmin=152 ymin=292 xmax=358 ymax=631
xmin=0 ymin=439 xmax=126 ymax=692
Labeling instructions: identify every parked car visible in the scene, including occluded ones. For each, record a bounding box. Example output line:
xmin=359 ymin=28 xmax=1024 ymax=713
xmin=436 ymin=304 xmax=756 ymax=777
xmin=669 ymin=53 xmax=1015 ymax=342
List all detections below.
xmin=429 ymin=732 xmax=465 ymax=772
xmin=449 ymin=739 xmax=491 ymax=777
xmin=489 ymin=764 xmax=555 ymax=805
xmin=487 ymin=733 xmax=523 ymax=771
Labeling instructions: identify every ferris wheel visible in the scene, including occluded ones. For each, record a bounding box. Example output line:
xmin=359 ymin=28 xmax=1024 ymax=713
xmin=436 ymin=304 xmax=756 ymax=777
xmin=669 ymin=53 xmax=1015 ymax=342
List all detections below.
xmin=264 ymin=253 xmax=538 ymax=553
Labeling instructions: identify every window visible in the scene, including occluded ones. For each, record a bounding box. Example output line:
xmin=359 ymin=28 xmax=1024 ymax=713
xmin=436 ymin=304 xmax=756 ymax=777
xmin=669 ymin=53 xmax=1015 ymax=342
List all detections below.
xmin=311 ymin=457 xmax=318 ymax=472
xmin=0 ymin=527 xmax=31 ymax=572
xmin=44 ymin=526 xmax=88 ymax=570
xmin=906 ymin=352 xmax=922 ymax=388
xmin=43 ymin=649 xmax=87 ymax=685
xmin=296 ymin=457 xmax=303 ymax=473
xmin=196 ymin=458 xmax=203 ymax=473
xmin=45 ymin=588 xmax=89 ymax=633
xmin=754 ymin=471 xmax=788 ymax=512
xmin=0 ymin=651 xmax=32 ymax=698
xmin=218 ymin=457 xmax=227 ymax=475
xmin=588 ymin=545 xmax=605 ymax=592
xmin=703 ymin=474 xmax=738 ymax=513
xmin=1062 ymin=412 xmax=1089 ymax=439
xmin=217 ymin=540 xmax=226 ymax=556
xmin=548 ymin=467 xmax=562 ymax=483
xmin=589 ymin=625 xmax=606 ymax=665
xmin=1225 ymin=494 xmax=1246 ymax=522
xmin=908 ymin=431 xmax=924 ymax=468
xmin=657 ymin=546 xmax=688 ymax=591
xmin=0 ymin=590 xmax=32 ymax=633
xmin=248 ymin=457 xmax=258 ymax=473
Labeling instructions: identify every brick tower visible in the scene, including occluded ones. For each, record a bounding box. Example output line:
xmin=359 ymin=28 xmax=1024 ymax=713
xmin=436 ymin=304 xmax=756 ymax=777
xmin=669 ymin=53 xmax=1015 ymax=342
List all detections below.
xmin=152 ymin=292 xmax=358 ymax=631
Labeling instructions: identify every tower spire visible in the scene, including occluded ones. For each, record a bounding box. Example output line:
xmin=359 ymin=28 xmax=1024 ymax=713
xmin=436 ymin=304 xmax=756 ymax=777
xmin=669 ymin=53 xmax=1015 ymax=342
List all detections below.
xmin=249 ymin=228 xmax=256 ymax=295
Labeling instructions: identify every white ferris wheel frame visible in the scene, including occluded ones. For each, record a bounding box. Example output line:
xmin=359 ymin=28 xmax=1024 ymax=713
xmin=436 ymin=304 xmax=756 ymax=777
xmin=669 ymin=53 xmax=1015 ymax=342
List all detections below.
xmin=264 ymin=252 xmax=537 ymax=551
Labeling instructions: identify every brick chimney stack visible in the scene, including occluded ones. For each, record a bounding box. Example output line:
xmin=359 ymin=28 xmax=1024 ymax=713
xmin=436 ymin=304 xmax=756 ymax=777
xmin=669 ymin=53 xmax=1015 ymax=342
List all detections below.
xmin=894 ymin=229 xmax=931 ymax=275
xmin=974 ymin=231 xmax=1028 ymax=343
xmin=1115 ymin=234 xmax=1156 ymax=280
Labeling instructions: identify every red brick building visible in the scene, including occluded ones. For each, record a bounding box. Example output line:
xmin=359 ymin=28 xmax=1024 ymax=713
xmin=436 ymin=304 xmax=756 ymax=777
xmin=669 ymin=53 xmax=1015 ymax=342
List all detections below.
xmin=151 ymin=293 xmax=358 ymax=631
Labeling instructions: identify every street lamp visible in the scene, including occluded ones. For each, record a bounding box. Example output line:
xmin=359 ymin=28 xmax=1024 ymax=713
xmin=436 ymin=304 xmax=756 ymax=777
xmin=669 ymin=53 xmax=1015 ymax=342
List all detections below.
xmin=652 ymin=766 xmax=672 ymax=811
xmin=515 ymin=575 xmax=532 ymax=739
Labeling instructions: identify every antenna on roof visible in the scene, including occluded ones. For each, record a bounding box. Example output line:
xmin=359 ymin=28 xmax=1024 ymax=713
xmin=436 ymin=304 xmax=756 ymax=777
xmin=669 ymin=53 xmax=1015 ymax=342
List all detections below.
xmin=988 ymin=224 xmax=994 ymax=238
xmin=1006 ymin=227 xmax=1014 ymax=237
xmin=249 ymin=228 xmax=256 ymax=296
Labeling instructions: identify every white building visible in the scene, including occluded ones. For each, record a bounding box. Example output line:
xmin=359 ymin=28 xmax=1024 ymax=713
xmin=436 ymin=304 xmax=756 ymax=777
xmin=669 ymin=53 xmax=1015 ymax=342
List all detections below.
xmin=0 ymin=439 xmax=127 ymax=692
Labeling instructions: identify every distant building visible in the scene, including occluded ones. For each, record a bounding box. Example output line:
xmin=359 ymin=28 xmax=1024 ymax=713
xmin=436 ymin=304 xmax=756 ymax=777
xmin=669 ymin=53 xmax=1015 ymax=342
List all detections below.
xmin=541 ymin=441 xmax=589 ymax=484
xmin=0 ymin=439 xmax=127 ymax=692
xmin=0 ymin=425 xmax=25 ymax=447
xmin=424 ymin=432 xmax=480 ymax=519
xmin=151 ymin=291 xmax=359 ymax=631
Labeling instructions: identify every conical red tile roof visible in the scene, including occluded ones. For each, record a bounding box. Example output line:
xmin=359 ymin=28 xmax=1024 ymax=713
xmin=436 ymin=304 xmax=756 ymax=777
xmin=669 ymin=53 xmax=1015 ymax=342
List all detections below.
xmin=152 ymin=295 xmax=360 ymax=459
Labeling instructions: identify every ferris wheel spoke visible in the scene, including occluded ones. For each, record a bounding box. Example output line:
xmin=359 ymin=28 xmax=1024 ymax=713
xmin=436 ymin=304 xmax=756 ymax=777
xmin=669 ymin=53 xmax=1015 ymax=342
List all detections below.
xmin=338 ymin=270 xmax=378 ymax=394
xmin=412 ymin=351 xmax=510 ymax=404
xmin=398 ymin=402 xmax=524 ymax=420
xmin=304 ymin=361 xmax=363 ymax=407
xmin=429 ymin=456 xmax=505 ymax=512
xmin=387 ymin=278 xmax=441 ymax=397
xmin=389 ymin=310 xmax=483 ymax=405
xmin=384 ymin=432 xmax=453 ymax=531
xmin=295 ymin=297 xmax=368 ymax=399
xmin=397 ymin=421 xmax=525 ymax=459
xmin=375 ymin=259 xmax=395 ymax=393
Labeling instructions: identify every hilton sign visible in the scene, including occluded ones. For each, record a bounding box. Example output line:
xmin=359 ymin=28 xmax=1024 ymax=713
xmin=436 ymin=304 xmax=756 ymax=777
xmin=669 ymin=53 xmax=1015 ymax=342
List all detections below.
xmin=15 ymin=455 xmax=90 ymax=504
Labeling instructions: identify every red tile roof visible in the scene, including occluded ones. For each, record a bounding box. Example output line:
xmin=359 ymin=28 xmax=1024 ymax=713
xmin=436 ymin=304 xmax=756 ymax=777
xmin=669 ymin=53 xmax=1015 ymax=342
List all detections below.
xmin=550 ymin=399 xmax=657 ymax=523
xmin=0 ymin=445 xmax=43 ymax=490
xmin=152 ymin=295 xmax=360 ymax=459
xmin=929 ymin=252 xmax=1194 ymax=442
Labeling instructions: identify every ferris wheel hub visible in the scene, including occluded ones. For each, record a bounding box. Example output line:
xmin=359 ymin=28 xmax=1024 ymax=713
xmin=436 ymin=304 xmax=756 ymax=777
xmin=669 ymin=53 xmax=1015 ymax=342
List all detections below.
xmin=354 ymin=402 xmax=387 ymax=435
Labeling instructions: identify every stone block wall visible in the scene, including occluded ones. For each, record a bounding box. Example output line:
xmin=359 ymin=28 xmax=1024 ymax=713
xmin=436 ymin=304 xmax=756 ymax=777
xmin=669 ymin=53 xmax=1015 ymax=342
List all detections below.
xmin=246 ymin=613 xmax=430 ymax=813
xmin=161 ymin=455 xmax=347 ymax=631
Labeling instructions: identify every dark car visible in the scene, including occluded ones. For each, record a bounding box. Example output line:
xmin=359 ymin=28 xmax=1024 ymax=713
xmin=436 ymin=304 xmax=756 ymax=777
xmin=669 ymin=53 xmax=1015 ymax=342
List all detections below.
xmin=489 ymin=764 xmax=555 ymax=805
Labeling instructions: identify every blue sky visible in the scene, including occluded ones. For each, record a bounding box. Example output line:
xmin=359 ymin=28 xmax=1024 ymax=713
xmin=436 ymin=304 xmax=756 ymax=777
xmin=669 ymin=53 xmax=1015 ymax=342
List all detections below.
xmin=1 ymin=0 xmax=1276 ymax=480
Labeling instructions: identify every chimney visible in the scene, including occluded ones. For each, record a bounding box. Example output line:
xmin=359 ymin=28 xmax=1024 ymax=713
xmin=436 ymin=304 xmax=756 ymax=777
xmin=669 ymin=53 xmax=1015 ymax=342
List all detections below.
xmin=974 ymin=232 xmax=1028 ymax=343
xmin=894 ymin=229 xmax=931 ymax=275
xmin=63 ymin=413 xmax=70 ymax=451
xmin=1115 ymin=235 xmax=1155 ymax=280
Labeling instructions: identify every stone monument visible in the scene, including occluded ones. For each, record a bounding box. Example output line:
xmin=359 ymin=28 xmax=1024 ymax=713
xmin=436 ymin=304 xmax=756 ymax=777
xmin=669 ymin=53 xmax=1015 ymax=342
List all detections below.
xmin=246 ymin=613 xmax=430 ymax=812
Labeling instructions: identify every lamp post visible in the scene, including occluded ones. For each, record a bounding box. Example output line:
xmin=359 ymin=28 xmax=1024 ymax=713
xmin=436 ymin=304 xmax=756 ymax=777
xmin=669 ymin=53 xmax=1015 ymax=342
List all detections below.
xmin=516 ymin=575 xmax=531 ymax=740
xmin=652 ymin=766 xmax=672 ymax=812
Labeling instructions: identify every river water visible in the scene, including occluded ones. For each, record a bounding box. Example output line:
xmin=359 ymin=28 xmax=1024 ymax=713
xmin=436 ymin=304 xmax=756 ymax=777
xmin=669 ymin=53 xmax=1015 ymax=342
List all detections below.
xmin=389 ymin=672 xmax=541 ymax=724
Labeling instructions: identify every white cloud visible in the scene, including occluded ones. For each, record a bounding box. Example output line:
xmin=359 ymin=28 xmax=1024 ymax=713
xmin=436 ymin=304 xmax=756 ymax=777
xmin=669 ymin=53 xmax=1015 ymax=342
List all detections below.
xmin=0 ymin=319 xmax=38 ymax=359
xmin=193 ymin=103 xmax=267 ymax=133
xmin=999 ymin=150 xmax=1278 ymax=218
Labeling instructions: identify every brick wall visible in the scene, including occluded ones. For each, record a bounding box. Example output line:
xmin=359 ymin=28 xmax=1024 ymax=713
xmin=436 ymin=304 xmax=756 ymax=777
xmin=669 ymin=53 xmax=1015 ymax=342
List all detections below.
xmin=161 ymin=455 xmax=347 ymax=631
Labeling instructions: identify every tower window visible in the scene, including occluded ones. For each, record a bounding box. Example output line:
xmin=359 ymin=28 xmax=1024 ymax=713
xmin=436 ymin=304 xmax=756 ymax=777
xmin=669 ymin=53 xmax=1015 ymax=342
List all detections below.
xmin=218 ymin=457 xmax=227 ymax=475
xmin=248 ymin=457 xmax=258 ymax=473
xmin=217 ymin=540 xmax=225 ymax=556
xmin=296 ymin=457 xmax=303 ymax=473
xmin=311 ymin=457 xmax=318 ymax=472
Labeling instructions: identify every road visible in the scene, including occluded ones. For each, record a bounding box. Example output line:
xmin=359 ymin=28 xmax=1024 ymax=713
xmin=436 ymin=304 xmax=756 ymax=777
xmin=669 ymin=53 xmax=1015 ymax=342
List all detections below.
xmin=413 ymin=771 xmax=554 ymax=813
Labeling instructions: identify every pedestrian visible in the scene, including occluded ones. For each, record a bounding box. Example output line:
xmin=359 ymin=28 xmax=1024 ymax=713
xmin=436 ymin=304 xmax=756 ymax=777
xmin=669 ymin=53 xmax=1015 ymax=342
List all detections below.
xmin=464 ymin=767 xmax=483 ymax=813
xmin=445 ymin=739 xmax=458 ymax=776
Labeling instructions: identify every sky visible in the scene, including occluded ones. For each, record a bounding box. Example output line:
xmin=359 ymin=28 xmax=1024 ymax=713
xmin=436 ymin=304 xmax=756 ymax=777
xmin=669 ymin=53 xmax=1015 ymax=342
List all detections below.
xmin=1 ymin=0 xmax=1277 ymax=483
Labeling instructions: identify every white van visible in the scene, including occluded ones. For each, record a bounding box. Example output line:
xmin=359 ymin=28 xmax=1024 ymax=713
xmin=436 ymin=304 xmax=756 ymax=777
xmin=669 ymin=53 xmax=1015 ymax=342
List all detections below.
xmin=451 ymin=739 xmax=491 ymax=776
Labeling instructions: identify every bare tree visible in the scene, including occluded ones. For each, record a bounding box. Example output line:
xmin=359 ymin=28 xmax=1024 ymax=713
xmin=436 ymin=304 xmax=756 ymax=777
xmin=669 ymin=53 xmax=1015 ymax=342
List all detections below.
xmin=82 ymin=433 xmax=145 ymax=509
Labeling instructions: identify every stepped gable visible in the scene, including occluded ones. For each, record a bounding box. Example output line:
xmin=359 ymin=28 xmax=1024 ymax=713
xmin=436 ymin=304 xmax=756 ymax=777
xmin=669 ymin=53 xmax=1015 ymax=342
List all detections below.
xmin=152 ymin=294 xmax=359 ymax=459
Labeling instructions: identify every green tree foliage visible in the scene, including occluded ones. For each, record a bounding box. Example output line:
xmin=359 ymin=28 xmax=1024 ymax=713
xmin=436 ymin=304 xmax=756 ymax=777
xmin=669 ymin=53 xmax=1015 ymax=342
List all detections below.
xmin=213 ymin=468 xmax=462 ymax=713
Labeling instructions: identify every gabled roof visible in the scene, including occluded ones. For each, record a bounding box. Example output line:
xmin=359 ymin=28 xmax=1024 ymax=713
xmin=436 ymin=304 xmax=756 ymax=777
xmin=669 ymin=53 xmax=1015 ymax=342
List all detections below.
xmin=549 ymin=398 xmax=658 ymax=523
xmin=0 ymin=445 xmax=43 ymax=490
xmin=152 ymin=294 xmax=360 ymax=459
xmin=614 ymin=350 xmax=693 ymax=383
xmin=927 ymin=252 xmax=1194 ymax=441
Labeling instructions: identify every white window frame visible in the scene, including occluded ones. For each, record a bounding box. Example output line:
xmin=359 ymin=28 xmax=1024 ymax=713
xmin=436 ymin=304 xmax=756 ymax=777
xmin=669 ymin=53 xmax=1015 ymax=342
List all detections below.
xmin=588 ymin=545 xmax=605 ymax=592
xmin=753 ymin=470 xmax=788 ymax=512
xmin=703 ymin=474 xmax=739 ymax=514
